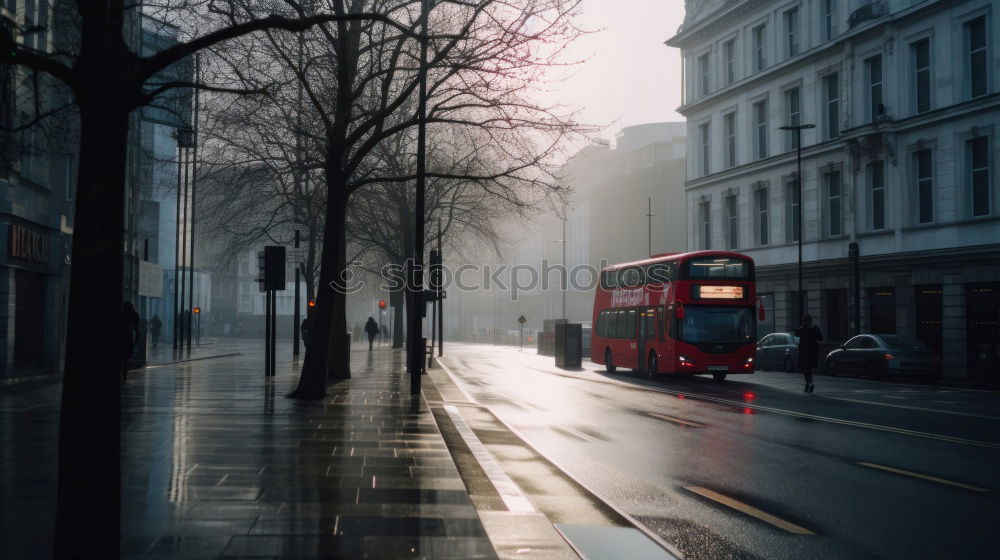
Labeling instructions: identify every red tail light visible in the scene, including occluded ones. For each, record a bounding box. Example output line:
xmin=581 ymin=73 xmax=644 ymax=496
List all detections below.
xmin=884 ymin=353 xmax=895 ymax=361
xmin=742 ymin=391 xmax=756 ymax=401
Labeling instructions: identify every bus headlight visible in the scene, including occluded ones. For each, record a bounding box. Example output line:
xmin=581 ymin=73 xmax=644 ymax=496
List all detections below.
xmin=678 ymin=356 xmax=694 ymax=367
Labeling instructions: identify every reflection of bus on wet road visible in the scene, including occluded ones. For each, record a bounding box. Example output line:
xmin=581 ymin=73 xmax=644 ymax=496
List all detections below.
xmin=590 ymin=251 xmax=762 ymax=382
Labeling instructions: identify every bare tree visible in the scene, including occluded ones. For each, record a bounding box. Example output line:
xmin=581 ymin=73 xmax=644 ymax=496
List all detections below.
xmin=215 ymin=0 xmax=587 ymax=399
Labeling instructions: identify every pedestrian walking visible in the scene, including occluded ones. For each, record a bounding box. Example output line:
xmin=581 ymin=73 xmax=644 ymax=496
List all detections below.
xmin=364 ymin=317 xmax=379 ymax=351
xmin=795 ymin=313 xmax=823 ymax=393
xmin=150 ymin=315 xmax=162 ymax=349
xmin=301 ymin=315 xmax=312 ymax=349
xmin=122 ymin=302 xmax=140 ymax=384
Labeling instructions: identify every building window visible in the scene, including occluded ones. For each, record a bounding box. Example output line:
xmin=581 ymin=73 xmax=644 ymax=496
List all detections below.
xmin=786 ymin=180 xmax=800 ymax=243
xmin=784 ymin=8 xmax=799 ymax=58
xmin=822 ymin=0 xmax=836 ymax=41
xmin=969 ymin=136 xmax=990 ymax=217
xmin=914 ymin=149 xmax=933 ymax=224
xmin=825 ymin=170 xmax=842 ymax=237
xmin=866 ymin=55 xmax=883 ymax=123
xmin=698 ymin=52 xmax=711 ymax=97
xmin=912 ymin=38 xmax=931 ymax=114
xmin=723 ymin=39 xmax=736 ymax=85
xmin=724 ymin=111 xmax=736 ymax=168
xmin=726 ymin=194 xmax=738 ymax=250
xmin=700 ymin=201 xmax=711 ymax=250
xmin=699 ymin=122 xmax=710 ymax=176
xmin=869 ymin=160 xmax=885 ymax=230
xmin=756 ymin=187 xmax=769 ymax=246
xmin=966 ymin=16 xmax=988 ymax=99
xmin=784 ymin=86 xmax=800 ymax=151
xmin=824 ymin=72 xmax=840 ymax=139
xmin=753 ymin=100 xmax=768 ymax=160
xmin=752 ymin=23 xmax=767 ymax=72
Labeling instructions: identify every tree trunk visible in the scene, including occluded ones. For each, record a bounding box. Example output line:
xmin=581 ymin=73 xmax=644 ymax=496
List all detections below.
xmin=392 ymin=290 xmax=405 ymax=348
xmin=290 ymin=188 xmax=348 ymax=398
xmin=326 ymin=184 xmax=350 ymax=380
xmin=52 ymin=98 xmax=130 ymax=558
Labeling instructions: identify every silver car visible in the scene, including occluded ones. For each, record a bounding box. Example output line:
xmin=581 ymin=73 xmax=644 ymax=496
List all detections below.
xmin=755 ymin=332 xmax=800 ymax=372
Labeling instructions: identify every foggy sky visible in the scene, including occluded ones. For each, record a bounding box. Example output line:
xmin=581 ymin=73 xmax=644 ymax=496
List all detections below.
xmin=546 ymin=0 xmax=685 ymax=146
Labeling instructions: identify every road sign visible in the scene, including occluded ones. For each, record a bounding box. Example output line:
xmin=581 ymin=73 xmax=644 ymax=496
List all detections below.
xmin=518 ymin=315 xmax=526 ymax=324
xmin=263 ymin=246 xmax=286 ymax=291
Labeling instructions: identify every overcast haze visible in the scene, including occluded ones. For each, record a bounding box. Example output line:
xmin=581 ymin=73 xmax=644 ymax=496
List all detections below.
xmin=549 ymin=0 xmax=686 ymax=145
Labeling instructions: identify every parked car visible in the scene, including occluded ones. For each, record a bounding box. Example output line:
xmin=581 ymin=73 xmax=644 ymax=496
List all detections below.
xmin=755 ymin=332 xmax=800 ymax=372
xmin=826 ymin=334 xmax=941 ymax=381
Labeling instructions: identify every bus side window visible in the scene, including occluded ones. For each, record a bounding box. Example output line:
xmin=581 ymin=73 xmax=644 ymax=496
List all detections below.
xmin=625 ymin=309 xmax=637 ymax=340
xmin=645 ymin=308 xmax=656 ymax=339
xmin=614 ymin=309 xmax=626 ymax=339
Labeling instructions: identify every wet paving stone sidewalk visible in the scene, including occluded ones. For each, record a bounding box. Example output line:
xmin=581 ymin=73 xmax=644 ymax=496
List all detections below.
xmin=3 ymin=340 xmax=496 ymax=559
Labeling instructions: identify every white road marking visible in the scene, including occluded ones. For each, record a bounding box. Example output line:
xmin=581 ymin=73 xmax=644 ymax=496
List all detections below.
xmin=856 ymin=462 xmax=989 ymax=492
xmin=443 ymin=404 xmax=535 ymax=513
xmin=822 ymin=396 xmax=1000 ymax=421
xmin=683 ymin=486 xmax=814 ymax=535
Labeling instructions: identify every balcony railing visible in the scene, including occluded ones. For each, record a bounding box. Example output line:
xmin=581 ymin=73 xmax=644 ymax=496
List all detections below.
xmin=849 ymin=1 xmax=886 ymax=29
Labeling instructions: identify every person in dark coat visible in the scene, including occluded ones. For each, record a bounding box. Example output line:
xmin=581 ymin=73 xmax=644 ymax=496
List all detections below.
xmin=122 ymin=302 xmax=141 ymax=384
xmin=150 ymin=315 xmax=162 ymax=348
xmin=301 ymin=315 xmax=312 ymax=349
xmin=364 ymin=317 xmax=379 ymax=351
xmin=795 ymin=313 xmax=823 ymax=393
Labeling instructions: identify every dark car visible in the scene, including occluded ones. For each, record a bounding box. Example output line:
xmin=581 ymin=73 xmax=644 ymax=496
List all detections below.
xmin=755 ymin=332 xmax=799 ymax=372
xmin=826 ymin=334 xmax=941 ymax=381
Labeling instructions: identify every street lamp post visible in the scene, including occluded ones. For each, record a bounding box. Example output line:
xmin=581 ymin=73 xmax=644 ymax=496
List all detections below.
xmin=779 ymin=123 xmax=815 ymax=322
xmin=646 ymin=196 xmax=655 ymax=258
xmin=555 ymin=218 xmax=567 ymax=320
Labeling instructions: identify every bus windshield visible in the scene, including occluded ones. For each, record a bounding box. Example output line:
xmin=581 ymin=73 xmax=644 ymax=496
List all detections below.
xmin=676 ymin=305 xmax=755 ymax=345
xmin=684 ymin=257 xmax=753 ymax=280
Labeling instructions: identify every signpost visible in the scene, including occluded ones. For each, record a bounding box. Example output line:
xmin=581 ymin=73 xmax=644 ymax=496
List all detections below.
xmin=259 ymin=246 xmax=286 ymax=378
xmin=518 ymin=315 xmax=526 ymax=349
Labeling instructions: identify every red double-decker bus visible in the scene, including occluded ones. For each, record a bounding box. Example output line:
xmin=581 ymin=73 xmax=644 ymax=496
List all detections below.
xmin=590 ymin=251 xmax=761 ymax=382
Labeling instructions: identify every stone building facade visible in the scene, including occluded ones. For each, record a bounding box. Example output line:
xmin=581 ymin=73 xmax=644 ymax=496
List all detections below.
xmin=668 ymin=0 xmax=1000 ymax=380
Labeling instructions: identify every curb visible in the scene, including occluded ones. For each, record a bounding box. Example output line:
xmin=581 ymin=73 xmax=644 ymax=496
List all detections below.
xmin=434 ymin=355 xmax=687 ymax=560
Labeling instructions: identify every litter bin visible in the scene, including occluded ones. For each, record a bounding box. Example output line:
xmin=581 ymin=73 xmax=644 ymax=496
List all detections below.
xmin=554 ymin=323 xmax=582 ymax=368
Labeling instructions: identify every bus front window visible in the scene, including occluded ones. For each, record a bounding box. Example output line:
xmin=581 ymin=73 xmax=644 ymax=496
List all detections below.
xmin=675 ymin=306 xmax=754 ymax=345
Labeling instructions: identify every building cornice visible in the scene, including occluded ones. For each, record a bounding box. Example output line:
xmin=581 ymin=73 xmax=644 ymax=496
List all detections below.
xmin=754 ymin=243 xmax=1000 ymax=275
xmin=666 ymin=0 xmax=760 ymax=48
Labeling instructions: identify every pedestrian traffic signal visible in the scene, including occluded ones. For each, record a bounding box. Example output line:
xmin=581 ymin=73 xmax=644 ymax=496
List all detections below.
xmin=378 ymin=299 xmax=386 ymax=309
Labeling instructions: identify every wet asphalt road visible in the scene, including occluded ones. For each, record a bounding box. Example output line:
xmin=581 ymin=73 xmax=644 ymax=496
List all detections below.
xmin=439 ymin=343 xmax=1000 ymax=560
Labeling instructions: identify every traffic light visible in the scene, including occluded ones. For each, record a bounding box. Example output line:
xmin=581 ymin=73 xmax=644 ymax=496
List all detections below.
xmin=308 ymin=299 xmax=316 ymax=308
xmin=378 ymin=299 xmax=386 ymax=309
xmin=193 ymin=306 xmax=201 ymax=315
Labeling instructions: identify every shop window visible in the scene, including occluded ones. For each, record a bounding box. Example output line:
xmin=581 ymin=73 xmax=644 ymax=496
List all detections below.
xmin=823 ymin=289 xmax=849 ymax=342
xmin=867 ymin=287 xmax=896 ymax=334
xmin=914 ymin=285 xmax=943 ymax=353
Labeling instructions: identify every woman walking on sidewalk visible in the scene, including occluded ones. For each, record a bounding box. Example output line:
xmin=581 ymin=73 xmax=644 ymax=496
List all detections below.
xmin=795 ymin=313 xmax=823 ymax=393
xmin=364 ymin=317 xmax=379 ymax=351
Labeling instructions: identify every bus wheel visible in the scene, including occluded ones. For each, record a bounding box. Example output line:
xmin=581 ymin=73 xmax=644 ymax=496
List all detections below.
xmin=647 ymin=353 xmax=658 ymax=378
xmin=605 ymin=349 xmax=617 ymax=374
xmin=712 ymin=372 xmax=727 ymax=383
